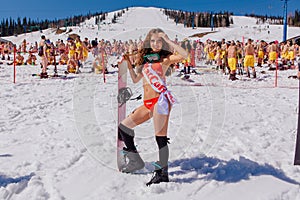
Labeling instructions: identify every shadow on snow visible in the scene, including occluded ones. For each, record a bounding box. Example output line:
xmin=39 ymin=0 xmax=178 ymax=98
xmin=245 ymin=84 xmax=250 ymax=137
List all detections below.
xmin=0 ymin=173 xmax=35 ymax=187
xmin=0 ymin=154 xmax=13 ymax=157
xmin=169 ymin=156 xmax=299 ymax=185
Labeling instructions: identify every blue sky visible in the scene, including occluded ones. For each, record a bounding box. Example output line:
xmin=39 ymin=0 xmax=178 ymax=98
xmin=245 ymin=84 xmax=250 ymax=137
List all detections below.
xmin=0 ymin=0 xmax=299 ymax=21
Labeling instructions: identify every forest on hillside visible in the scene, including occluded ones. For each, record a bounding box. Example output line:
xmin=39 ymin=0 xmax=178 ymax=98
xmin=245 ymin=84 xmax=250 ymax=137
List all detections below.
xmin=0 ymin=8 xmax=128 ymax=37
xmin=0 ymin=8 xmax=299 ymax=37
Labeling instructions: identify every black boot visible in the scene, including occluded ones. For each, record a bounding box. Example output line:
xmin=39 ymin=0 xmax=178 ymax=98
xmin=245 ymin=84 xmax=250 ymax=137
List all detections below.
xmin=227 ymin=67 xmax=231 ymax=75
xmin=229 ymin=73 xmax=238 ymax=81
xmin=121 ymin=147 xmax=145 ymax=173
xmin=118 ymin=124 xmax=144 ymax=173
xmin=40 ymin=72 xmax=48 ymax=79
xmin=247 ymin=71 xmax=250 ymax=78
xmin=253 ymin=71 xmax=256 ymax=78
xmin=187 ymin=66 xmax=191 ymax=74
xmin=146 ymin=162 xmax=169 ymax=186
xmin=118 ymin=123 xmax=136 ymax=151
xmin=183 ymin=67 xmax=187 ymax=74
xmin=239 ymin=65 xmax=243 ymax=75
xmin=237 ymin=64 xmax=243 ymax=75
xmin=146 ymin=136 xmax=170 ymax=186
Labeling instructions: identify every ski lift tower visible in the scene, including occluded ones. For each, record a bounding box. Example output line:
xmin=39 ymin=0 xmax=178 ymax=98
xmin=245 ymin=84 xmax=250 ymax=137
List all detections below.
xmin=211 ymin=12 xmax=214 ymax=31
xmin=282 ymin=0 xmax=289 ymax=41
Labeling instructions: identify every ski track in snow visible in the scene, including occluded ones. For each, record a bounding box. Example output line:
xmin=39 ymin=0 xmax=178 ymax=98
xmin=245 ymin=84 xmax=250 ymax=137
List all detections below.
xmin=1 ymin=7 xmax=300 ymax=200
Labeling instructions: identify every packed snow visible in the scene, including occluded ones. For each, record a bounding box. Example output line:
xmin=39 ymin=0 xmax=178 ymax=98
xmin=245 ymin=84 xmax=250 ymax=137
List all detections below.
xmin=1 ymin=7 xmax=300 ymax=200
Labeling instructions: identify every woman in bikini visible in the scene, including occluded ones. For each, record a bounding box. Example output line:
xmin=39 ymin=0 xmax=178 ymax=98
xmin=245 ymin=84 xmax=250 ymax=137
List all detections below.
xmin=118 ymin=28 xmax=188 ymax=186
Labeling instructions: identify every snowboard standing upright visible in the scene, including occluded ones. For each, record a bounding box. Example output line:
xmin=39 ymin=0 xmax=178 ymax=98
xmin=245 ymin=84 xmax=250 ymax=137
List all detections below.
xmin=117 ymin=59 xmax=128 ymax=171
xmin=294 ymin=66 xmax=300 ymax=165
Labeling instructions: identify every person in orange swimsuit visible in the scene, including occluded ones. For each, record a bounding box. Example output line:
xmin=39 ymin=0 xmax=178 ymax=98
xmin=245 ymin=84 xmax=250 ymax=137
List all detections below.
xmin=25 ymin=52 xmax=37 ymax=65
xmin=8 ymin=52 xmax=24 ymax=65
xmin=119 ymin=28 xmax=188 ymax=186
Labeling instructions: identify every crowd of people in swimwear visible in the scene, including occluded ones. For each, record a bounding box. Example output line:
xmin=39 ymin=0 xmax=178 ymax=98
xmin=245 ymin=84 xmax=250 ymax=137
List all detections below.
xmin=1 ymin=35 xmax=300 ymax=80
xmin=179 ymin=38 xmax=300 ymax=80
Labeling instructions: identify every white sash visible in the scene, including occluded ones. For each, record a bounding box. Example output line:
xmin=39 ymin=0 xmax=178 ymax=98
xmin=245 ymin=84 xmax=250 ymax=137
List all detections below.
xmin=142 ymin=63 xmax=176 ymax=115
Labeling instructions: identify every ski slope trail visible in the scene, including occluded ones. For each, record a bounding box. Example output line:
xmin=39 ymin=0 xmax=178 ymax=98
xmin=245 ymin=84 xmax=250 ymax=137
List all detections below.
xmin=1 ymin=6 xmax=300 ymax=200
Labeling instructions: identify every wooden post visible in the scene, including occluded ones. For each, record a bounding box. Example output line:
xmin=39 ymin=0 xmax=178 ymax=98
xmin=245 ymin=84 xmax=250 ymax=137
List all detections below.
xmin=275 ymin=53 xmax=278 ymax=87
xmin=101 ymin=49 xmax=106 ymax=83
xmin=13 ymin=45 xmax=16 ymax=84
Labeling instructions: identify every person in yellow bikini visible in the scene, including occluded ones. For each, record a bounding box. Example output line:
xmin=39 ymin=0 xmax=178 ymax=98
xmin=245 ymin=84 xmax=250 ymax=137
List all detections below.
xmin=227 ymin=41 xmax=238 ymax=80
xmin=207 ymin=41 xmax=215 ymax=65
xmin=287 ymin=41 xmax=296 ymax=68
xmin=257 ymin=40 xmax=265 ymax=67
xmin=119 ymin=28 xmax=188 ymax=186
xmin=75 ymin=36 xmax=83 ymax=72
xmin=268 ymin=41 xmax=278 ymax=68
xmin=66 ymin=37 xmax=78 ymax=74
xmin=281 ymin=41 xmax=289 ymax=65
xmin=75 ymin=36 xmax=89 ymax=67
xmin=181 ymin=39 xmax=192 ymax=73
xmin=244 ymin=38 xmax=256 ymax=78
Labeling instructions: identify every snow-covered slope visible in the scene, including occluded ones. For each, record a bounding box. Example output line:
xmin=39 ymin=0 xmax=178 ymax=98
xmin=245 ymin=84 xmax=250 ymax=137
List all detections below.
xmin=6 ymin=7 xmax=300 ymax=45
xmin=1 ymin=7 xmax=300 ymax=200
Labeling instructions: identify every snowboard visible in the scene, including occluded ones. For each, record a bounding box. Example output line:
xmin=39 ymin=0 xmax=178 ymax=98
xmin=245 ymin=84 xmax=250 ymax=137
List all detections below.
xmin=294 ymin=68 xmax=300 ymax=165
xmin=116 ymin=59 xmax=153 ymax=173
xmin=117 ymin=59 xmax=129 ymax=171
xmin=31 ymin=73 xmax=68 ymax=79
